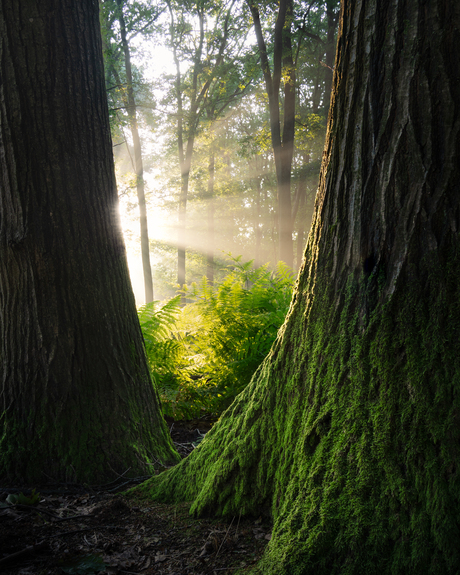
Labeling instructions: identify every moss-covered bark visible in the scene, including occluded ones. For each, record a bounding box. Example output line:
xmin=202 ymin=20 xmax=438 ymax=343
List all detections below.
xmin=135 ymin=0 xmax=460 ymax=572
xmin=0 ymin=0 xmax=179 ymax=482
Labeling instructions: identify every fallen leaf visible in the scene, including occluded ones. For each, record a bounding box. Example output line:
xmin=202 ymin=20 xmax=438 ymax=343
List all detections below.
xmin=155 ymin=554 xmax=167 ymax=563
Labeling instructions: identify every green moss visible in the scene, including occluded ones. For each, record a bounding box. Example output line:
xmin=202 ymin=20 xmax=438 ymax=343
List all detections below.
xmin=132 ymin=241 xmax=460 ymax=574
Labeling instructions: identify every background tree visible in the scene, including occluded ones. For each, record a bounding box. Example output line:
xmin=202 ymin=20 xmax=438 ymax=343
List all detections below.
xmin=245 ymin=0 xmax=339 ymax=268
xmin=109 ymin=1 xmax=337 ymax=296
xmin=0 ymin=0 xmax=179 ymax=482
xmin=163 ymin=0 xmax=253 ymax=292
xmin=248 ymin=0 xmax=297 ymax=267
xmin=101 ymin=0 xmax=160 ymax=303
xmin=137 ymin=0 xmax=460 ymax=573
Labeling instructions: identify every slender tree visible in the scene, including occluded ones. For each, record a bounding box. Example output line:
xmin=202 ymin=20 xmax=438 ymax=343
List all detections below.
xmin=247 ymin=0 xmax=339 ymax=268
xmin=248 ymin=0 xmax=296 ymax=268
xmin=0 ymin=0 xmax=179 ymax=482
xmin=137 ymin=0 xmax=460 ymax=573
xmin=206 ymin=139 xmax=216 ymax=284
xmin=164 ymin=0 xmax=252 ymax=292
xmin=101 ymin=0 xmax=159 ymax=303
xmin=116 ymin=0 xmax=154 ymax=303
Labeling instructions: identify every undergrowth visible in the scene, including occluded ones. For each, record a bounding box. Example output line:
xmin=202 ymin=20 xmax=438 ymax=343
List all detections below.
xmin=138 ymin=257 xmax=294 ymax=419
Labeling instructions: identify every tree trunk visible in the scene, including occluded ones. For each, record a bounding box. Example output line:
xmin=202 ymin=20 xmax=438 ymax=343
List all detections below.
xmin=248 ymin=0 xmax=295 ymax=269
xmin=0 ymin=0 xmax=179 ymax=483
xmin=206 ymin=150 xmax=215 ymax=285
xmin=177 ymin=141 xmax=193 ymax=295
xmin=168 ymin=2 xmax=197 ymax=296
xmin=138 ymin=0 xmax=460 ymax=572
xmin=294 ymin=166 xmax=307 ymax=269
xmin=116 ymin=0 xmax=154 ymax=304
xmin=251 ymin=157 xmax=263 ymax=269
xmin=321 ymin=0 xmax=340 ymax=114
xmin=277 ymin=0 xmax=295 ymax=269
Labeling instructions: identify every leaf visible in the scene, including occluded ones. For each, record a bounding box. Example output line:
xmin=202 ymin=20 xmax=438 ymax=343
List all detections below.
xmin=18 ymin=489 xmax=40 ymax=505
xmin=6 ymin=489 xmax=40 ymax=505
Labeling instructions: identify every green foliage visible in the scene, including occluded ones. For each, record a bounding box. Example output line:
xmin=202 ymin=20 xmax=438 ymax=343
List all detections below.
xmin=137 ymin=295 xmax=183 ymax=412
xmin=139 ymin=258 xmax=294 ymax=419
xmin=5 ymin=489 xmax=40 ymax=506
xmin=180 ymin=257 xmax=294 ymax=410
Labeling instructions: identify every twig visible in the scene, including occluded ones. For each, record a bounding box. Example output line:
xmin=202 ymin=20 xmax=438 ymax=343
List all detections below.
xmin=49 ymin=528 xmax=91 ymax=538
xmin=94 ymin=467 xmax=132 ymax=488
xmin=0 ymin=541 xmax=47 ymax=566
xmin=235 ymin=510 xmax=242 ymax=540
xmin=107 ymin=476 xmax=150 ymax=493
xmin=49 ymin=525 xmax=123 ymax=538
xmin=13 ymin=504 xmax=60 ymax=519
xmin=42 ymin=470 xmax=59 ymax=483
xmin=51 ymin=513 xmax=94 ymax=523
xmin=215 ymin=516 xmax=235 ymax=558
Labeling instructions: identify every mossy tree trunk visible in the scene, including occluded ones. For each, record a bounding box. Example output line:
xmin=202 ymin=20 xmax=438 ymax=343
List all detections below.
xmin=0 ymin=0 xmax=180 ymax=483
xmin=138 ymin=0 xmax=460 ymax=573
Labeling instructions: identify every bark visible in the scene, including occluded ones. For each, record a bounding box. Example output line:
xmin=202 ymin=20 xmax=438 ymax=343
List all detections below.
xmin=251 ymin=158 xmax=263 ymax=269
xmin=0 ymin=0 xmax=179 ymax=483
xmin=247 ymin=153 xmax=269 ymax=268
xmin=116 ymin=0 xmax=154 ymax=303
xmin=137 ymin=0 xmax=460 ymax=572
xmin=321 ymin=0 xmax=340 ymax=114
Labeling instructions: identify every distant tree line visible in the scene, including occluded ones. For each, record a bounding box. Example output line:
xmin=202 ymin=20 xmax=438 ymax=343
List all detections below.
xmin=100 ymin=0 xmax=340 ymax=302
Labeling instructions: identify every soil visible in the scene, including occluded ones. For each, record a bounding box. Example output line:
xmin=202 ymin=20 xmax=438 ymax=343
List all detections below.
xmin=0 ymin=420 xmax=271 ymax=575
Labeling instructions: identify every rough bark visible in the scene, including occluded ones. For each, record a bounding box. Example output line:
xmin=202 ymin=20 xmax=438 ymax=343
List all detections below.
xmin=321 ymin=0 xmax=340 ymax=114
xmin=137 ymin=0 xmax=460 ymax=572
xmin=0 ymin=0 xmax=179 ymax=483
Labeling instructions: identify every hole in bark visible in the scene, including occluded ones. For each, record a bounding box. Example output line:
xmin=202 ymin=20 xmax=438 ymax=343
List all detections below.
xmin=363 ymin=254 xmax=376 ymax=275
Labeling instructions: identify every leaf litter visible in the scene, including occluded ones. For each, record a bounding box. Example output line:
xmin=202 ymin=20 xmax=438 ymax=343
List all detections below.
xmin=0 ymin=422 xmax=271 ymax=575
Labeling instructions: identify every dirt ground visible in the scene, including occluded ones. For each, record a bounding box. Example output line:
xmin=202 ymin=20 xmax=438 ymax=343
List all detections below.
xmin=0 ymin=421 xmax=271 ymax=575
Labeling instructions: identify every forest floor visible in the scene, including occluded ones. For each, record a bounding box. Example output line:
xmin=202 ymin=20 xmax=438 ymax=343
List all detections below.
xmin=0 ymin=420 xmax=271 ymax=575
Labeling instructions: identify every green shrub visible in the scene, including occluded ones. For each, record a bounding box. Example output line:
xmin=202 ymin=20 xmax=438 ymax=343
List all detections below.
xmin=138 ymin=257 xmax=294 ymax=419
xmin=137 ymin=295 xmax=183 ymax=413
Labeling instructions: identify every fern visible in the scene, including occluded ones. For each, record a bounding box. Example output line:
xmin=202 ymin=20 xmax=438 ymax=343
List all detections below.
xmin=176 ymin=257 xmax=294 ymax=413
xmin=139 ymin=259 xmax=294 ymax=419
xmin=137 ymin=296 xmax=183 ymax=417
